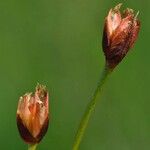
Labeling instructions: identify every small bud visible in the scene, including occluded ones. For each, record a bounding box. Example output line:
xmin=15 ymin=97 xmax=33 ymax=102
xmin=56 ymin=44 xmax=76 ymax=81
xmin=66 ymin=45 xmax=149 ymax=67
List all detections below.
xmin=102 ymin=4 xmax=140 ymax=69
xmin=16 ymin=84 xmax=49 ymax=144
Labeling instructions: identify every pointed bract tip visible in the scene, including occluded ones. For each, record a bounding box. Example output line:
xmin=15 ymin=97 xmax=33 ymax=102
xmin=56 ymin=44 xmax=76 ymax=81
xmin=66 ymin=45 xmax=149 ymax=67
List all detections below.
xmin=126 ymin=8 xmax=134 ymax=13
xmin=36 ymin=83 xmax=46 ymax=89
xmin=134 ymin=11 xmax=139 ymax=20
xmin=114 ymin=3 xmax=122 ymax=11
xmin=123 ymin=8 xmax=134 ymax=17
xmin=36 ymin=83 xmax=47 ymax=92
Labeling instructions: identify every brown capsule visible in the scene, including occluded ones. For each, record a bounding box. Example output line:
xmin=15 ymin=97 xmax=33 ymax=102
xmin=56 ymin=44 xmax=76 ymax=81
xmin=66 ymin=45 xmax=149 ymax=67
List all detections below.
xmin=102 ymin=4 xmax=140 ymax=69
xmin=16 ymin=84 xmax=49 ymax=144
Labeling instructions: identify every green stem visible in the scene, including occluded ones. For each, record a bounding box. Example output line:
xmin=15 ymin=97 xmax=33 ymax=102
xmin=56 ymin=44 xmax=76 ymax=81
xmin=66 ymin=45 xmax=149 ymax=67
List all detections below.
xmin=72 ymin=65 xmax=112 ymax=150
xmin=28 ymin=144 xmax=38 ymax=150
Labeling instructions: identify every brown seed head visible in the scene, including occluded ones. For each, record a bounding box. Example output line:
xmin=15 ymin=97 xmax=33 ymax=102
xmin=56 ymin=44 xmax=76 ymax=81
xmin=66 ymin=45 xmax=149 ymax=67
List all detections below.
xmin=102 ymin=4 xmax=140 ymax=69
xmin=16 ymin=84 xmax=49 ymax=144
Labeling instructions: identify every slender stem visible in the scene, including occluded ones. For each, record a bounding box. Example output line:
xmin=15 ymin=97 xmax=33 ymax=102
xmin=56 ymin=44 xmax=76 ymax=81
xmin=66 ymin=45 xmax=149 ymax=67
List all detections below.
xmin=28 ymin=144 xmax=38 ymax=150
xmin=72 ymin=65 xmax=112 ymax=150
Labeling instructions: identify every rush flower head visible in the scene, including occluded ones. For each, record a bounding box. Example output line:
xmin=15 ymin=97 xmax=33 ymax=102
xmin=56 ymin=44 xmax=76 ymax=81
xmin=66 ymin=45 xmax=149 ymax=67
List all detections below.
xmin=16 ymin=84 xmax=49 ymax=144
xmin=102 ymin=4 xmax=140 ymax=69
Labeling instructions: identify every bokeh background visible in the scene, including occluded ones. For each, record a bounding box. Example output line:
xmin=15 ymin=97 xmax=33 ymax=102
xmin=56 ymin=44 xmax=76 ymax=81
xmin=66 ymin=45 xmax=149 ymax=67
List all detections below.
xmin=0 ymin=0 xmax=149 ymax=149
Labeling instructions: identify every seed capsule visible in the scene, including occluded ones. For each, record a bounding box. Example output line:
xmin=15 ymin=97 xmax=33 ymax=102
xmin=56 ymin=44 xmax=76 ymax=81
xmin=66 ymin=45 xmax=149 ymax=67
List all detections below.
xmin=16 ymin=84 xmax=49 ymax=144
xmin=102 ymin=4 xmax=140 ymax=69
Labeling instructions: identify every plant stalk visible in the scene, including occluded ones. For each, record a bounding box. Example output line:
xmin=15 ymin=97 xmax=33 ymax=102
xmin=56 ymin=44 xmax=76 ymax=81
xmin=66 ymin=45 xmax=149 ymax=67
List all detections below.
xmin=72 ymin=64 xmax=112 ymax=150
xmin=28 ymin=144 xmax=38 ymax=150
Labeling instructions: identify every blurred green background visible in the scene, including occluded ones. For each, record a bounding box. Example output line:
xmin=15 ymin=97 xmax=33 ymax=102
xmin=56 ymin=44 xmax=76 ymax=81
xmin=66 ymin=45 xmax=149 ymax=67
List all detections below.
xmin=0 ymin=0 xmax=149 ymax=149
